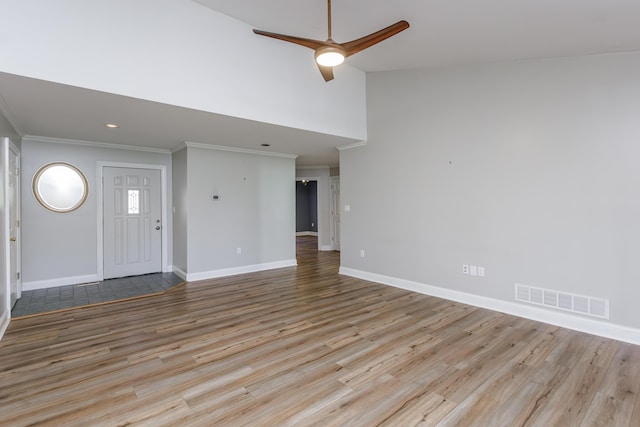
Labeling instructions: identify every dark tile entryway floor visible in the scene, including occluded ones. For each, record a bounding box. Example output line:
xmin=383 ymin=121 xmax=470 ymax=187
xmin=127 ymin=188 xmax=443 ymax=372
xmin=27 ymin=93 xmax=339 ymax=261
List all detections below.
xmin=11 ymin=272 xmax=185 ymax=318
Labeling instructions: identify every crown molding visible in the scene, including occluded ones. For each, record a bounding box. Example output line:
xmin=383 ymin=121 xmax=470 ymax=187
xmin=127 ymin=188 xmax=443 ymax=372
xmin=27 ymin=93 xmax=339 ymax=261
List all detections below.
xmin=296 ymin=165 xmax=331 ymax=170
xmin=23 ymin=135 xmax=171 ymax=154
xmin=336 ymin=140 xmax=367 ymax=151
xmin=171 ymin=142 xmax=187 ymax=153
xmin=183 ymin=141 xmax=298 ymax=159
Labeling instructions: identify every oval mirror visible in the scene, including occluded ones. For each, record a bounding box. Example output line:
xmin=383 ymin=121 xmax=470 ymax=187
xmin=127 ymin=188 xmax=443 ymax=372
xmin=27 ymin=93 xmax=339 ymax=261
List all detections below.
xmin=33 ymin=162 xmax=89 ymax=213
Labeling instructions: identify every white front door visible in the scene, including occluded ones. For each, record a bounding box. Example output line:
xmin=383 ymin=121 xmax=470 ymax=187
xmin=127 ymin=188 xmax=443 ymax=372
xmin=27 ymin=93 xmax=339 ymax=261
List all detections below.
xmin=8 ymin=143 xmax=20 ymax=307
xmin=103 ymin=167 xmax=162 ymax=279
xmin=330 ymin=177 xmax=340 ymax=251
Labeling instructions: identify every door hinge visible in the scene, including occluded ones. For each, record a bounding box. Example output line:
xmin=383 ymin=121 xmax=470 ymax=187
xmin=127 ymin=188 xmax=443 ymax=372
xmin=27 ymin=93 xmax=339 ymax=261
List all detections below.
xmin=16 ymin=220 xmax=19 ymax=228
xmin=15 ymin=167 xmax=19 ymax=175
xmin=17 ymin=272 xmax=20 ymax=280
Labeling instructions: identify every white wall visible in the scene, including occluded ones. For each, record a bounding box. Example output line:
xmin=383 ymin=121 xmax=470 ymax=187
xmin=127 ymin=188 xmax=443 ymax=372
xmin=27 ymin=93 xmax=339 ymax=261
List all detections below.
xmin=0 ymin=0 xmax=367 ymax=141
xmin=297 ymin=167 xmax=333 ymax=250
xmin=340 ymin=52 xmax=640 ymax=338
xmin=21 ymin=138 xmax=172 ymax=289
xmin=183 ymin=144 xmax=296 ymax=280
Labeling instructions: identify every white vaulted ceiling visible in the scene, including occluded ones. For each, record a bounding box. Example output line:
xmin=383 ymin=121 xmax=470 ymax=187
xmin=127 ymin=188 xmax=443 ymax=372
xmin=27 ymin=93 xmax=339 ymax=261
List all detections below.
xmin=196 ymin=0 xmax=640 ymax=72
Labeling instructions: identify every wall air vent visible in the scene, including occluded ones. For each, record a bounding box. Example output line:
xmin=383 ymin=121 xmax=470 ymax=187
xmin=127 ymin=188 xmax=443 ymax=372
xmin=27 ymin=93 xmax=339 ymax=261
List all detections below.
xmin=515 ymin=283 xmax=609 ymax=320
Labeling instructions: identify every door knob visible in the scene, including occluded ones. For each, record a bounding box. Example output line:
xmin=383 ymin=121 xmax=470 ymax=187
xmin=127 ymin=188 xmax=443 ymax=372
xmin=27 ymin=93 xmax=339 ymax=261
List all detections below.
xmin=9 ymin=237 xmax=16 ymax=242
xmin=155 ymin=226 xmax=161 ymax=230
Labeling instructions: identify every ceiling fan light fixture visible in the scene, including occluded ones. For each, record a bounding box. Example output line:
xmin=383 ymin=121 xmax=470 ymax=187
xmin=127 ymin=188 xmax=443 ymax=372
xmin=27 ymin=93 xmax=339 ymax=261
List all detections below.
xmin=315 ymin=46 xmax=345 ymax=67
xmin=252 ymin=0 xmax=409 ymax=81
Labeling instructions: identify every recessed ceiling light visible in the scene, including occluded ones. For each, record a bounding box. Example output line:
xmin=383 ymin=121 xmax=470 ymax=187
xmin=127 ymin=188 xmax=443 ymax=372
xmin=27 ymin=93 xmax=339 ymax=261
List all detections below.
xmin=261 ymin=143 xmax=271 ymax=147
xmin=104 ymin=123 xmax=119 ymax=129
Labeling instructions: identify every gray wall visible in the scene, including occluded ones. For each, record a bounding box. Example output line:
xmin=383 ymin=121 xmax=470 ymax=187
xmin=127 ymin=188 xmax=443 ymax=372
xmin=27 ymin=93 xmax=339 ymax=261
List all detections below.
xmin=172 ymin=147 xmax=188 ymax=274
xmin=21 ymin=138 xmax=172 ymax=285
xmin=340 ymin=52 xmax=640 ymax=329
xmin=185 ymin=146 xmax=296 ymax=275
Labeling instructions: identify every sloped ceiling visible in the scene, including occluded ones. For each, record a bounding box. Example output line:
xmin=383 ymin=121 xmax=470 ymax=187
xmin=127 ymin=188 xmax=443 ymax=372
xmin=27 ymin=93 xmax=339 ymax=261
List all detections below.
xmin=196 ymin=0 xmax=640 ymax=72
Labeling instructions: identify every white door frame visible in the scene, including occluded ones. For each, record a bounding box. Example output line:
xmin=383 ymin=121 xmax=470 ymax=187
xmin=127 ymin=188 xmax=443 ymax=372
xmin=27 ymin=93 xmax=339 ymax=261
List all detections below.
xmin=8 ymin=141 xmax=20 ymax=303
xmin=1 ymin=137 xmax=7 ymax=335
xmin=1 ymin=137 xmax=20 ymax=325
xmin=97 ymin=162 xmax=168 ymax=281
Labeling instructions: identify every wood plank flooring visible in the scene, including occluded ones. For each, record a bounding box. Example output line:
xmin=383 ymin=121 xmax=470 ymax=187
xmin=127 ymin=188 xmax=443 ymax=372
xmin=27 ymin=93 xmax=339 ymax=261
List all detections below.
xmin=1 ymin=236 xmax=639 ymax=426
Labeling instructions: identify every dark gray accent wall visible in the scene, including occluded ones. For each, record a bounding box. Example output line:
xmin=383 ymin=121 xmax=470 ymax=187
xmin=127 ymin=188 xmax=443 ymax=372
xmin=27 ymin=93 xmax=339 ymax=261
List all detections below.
xmin=296 ymin=181 xmax=317 ymax=232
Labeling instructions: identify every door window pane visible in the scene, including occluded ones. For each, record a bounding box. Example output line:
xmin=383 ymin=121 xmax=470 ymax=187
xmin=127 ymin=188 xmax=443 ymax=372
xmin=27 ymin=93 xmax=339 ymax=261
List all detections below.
xmin=128 ymin=190 xmax=140 ymax=214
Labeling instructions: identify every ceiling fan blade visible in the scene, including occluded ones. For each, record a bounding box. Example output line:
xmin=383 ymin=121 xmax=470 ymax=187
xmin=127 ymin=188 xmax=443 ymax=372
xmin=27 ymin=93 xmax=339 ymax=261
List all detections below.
xmin=341 ymin=20 xmax=410 ymax=57
xmin=253 ymin=29 xmax=331 ymax=50
xmin=317 ymin=64 xmax=335 ymax=82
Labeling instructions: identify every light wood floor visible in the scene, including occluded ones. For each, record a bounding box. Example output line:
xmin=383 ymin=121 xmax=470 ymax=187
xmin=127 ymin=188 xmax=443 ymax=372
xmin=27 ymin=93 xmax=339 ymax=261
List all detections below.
xmin=1 ymin=237 xmax=639 ymax=426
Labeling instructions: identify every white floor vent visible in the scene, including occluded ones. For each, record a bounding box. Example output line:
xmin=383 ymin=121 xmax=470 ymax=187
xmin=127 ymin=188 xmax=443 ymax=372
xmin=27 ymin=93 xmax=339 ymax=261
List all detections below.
xmin=515 ymin=283 xmax=609 ymax=320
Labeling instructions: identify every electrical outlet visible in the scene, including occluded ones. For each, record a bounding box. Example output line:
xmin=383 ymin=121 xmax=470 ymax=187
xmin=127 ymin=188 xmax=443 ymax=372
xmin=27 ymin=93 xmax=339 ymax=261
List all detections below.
xmin=463 ymin=264 xmax=469 ymax=274
xmin=478 ymin=267 xmax=485 ymax=277
xmin=360 ymin=250 xmax=365 ymax=257
xmin=470 ymin=265 xmax=478 ymax=276
xmin=236 ymin=247 xmax=242 ymax=255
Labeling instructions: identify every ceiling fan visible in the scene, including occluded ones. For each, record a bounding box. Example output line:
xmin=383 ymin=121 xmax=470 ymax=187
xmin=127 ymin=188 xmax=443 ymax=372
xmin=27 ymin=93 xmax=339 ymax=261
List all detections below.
xmin=253 ymin=0 xmax=409 ymax=82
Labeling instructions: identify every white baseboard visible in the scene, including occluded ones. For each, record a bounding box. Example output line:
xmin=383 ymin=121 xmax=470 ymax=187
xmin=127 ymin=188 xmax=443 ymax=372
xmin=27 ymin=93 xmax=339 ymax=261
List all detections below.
xmin=23 ymin=274 xmax=99 ymax=291
xmin=319 ymin=245 xmax=334 ymax=251
xmin=0 ymin=311 xmax=9 ymax=340
xmin=296 ymin=231 xmax=318 ymax=237
xmin=172 ymin=266 xmax=187 ymax=281
xmin=187 ymin=259 xmax=298 ymax=282
xmin=339 ymin=267 xmax=640 ymax=346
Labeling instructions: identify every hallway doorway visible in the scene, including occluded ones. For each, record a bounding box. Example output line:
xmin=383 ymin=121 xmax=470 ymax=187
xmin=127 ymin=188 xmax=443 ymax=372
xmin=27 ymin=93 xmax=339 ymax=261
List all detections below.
xmin=296 ymin=179 xmax=318 ymax=236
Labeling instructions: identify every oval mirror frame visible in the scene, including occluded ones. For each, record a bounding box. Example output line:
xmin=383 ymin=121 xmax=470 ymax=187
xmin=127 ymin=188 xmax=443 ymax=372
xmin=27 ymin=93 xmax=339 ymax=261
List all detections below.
xmin=32 ymin=162 xmax=89 ymax=213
